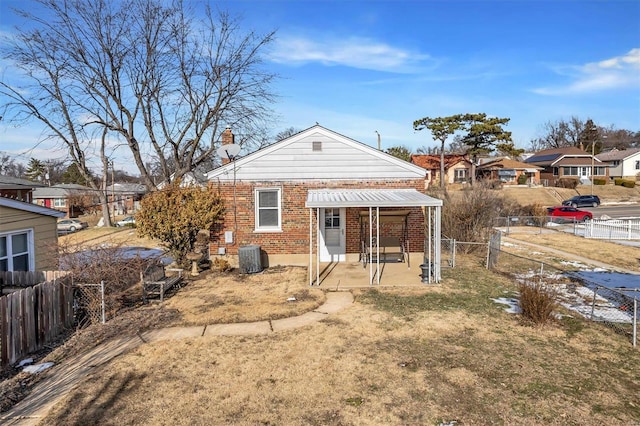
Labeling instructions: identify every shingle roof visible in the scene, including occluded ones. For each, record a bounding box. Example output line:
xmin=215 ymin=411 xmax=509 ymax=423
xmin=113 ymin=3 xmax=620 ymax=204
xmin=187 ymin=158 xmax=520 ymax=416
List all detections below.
xmin=524 ymin=146 xmax=589 ymax=164
xmin=0 ymin=196 xmax=66 ymax=218
xmin=596 ymin=148 xmax=640 ymax=162
xmin=477 ymin=158 xmax=542 ymax=170
xmin=0 ymin=175 xmax=44 ymax=189
xmin=410 ymin=154 xmax=470 ymax=170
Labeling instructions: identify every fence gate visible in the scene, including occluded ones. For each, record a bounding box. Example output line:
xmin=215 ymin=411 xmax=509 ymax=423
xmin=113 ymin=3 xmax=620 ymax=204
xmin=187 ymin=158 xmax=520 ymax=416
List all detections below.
xmin=74 ymin=281 xmax=106 ymax=328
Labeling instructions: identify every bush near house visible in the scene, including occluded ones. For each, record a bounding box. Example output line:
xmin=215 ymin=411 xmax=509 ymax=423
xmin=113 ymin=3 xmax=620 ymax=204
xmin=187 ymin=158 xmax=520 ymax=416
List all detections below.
xmin=556 ymin=178 xmax=578 ymax=189
xmin=136 ymin=183 xmax=224 ymax=267
xmin=621 ymin=180 xmax=636 ymax=188
xmin=517 ymin=173 xmax=527 ymax=185
xmin=614 ymin=178 xmax=624 ymax=186
xmin=593 ymin=178 xmax=607 ymax=185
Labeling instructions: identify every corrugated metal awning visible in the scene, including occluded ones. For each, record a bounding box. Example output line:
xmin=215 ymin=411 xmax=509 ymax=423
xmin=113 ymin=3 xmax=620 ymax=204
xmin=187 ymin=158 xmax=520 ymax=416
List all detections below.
xmin=305 ymin=189 xmax=442 ymax=208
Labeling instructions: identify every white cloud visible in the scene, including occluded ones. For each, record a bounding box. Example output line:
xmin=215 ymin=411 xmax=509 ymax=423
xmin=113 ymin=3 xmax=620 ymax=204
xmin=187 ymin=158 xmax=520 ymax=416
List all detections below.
xmin=533 ymin=48 xmax=640 ymax=95
xmin=269 ymin=35 xmax=432 ymax=73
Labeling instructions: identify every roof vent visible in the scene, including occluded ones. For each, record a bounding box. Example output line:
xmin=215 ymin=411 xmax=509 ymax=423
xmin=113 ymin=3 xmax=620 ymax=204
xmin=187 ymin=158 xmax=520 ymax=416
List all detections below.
xmin=312 ymin=141 xmax=322 ymax=152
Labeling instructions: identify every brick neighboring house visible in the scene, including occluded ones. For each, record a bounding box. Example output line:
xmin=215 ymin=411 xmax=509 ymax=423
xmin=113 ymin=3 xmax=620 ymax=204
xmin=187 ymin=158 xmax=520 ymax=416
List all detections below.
xmin=596 ymin=148 xmax=640 ymax=180
xmin=0 ymin=175 xmax=44 ymax=202
xmin=410 ymin=154 xmax=472 ymax=186
xmin=32 ymin=184 xmax=94 ymax=218
xmin=476 ymin=158 xmax=543 ymax=185
xmin=205 ymin=125 xmax=443 ymax=283
xmin=523 ymin=146 xmax=607 ymax=186
xmin=110 ymin=183 xmax=147 ymax=215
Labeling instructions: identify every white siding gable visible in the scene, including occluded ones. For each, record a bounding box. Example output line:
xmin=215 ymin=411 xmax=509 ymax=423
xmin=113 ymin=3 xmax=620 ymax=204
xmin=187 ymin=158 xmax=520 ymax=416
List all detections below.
xmin=206 ymin=125 xmax=426 ymax=182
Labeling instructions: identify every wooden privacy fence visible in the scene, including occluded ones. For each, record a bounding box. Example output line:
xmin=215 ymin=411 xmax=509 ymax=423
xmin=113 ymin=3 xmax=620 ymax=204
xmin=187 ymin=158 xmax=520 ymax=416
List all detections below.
xmin=0 ymin=277 xmax=74 ymax=367
xmin=0 ymin=271 xmax=68 ymax=294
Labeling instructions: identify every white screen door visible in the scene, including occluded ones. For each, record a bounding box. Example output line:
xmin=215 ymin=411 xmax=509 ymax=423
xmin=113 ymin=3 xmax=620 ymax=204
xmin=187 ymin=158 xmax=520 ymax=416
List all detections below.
xmin=319 ymin=208 xmax=346 ymax=262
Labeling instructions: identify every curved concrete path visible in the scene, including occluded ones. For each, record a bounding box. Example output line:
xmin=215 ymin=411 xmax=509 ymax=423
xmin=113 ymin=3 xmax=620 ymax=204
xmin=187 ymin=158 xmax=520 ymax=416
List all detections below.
xmin=1 ymin=291 xmax=354 ymax=425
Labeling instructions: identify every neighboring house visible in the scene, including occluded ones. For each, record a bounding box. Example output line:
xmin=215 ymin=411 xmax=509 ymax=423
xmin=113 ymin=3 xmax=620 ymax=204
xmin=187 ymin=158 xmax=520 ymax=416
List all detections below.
xmin=596 ymin=148 xmax=640 ymax=180
xmin=205 ymin=125 xmax=443 ymax=283
xmin=410 ymin=154 xmax=472 ymax=186
xmin=32 ymin=184 xmax=95 ymax=218
xmin=0 ymin=175 xmax=44 ymax=202
xmin=0 ymin=196 xmax=65 ymax=271
xmin=110 ymin=183 xmax=147 ymax=215
xmin=157 ymin=169 xmax=209 ymax=189
xmin=523 ymin=146 xmax=607 ymax=186
xmin=476 ymin=158 xmax=543 ymax=185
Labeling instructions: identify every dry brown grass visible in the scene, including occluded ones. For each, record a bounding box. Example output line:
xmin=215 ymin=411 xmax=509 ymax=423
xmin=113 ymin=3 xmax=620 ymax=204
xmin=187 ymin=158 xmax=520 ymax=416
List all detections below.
xmin=40 ymin=258 xmax=640 ymax=425
xmin=502 ymin=229 xmax=640 ymax=271
xmin=59 ymin=226 xmax=162 ymax=251
xmin=164 ymin=266 xmax=325 ymax=324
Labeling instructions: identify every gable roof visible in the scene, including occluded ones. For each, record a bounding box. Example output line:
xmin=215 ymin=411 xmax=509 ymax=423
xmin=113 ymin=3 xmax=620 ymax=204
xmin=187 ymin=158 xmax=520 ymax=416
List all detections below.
xmin=0 ymin=196 xmax=66 ymax=218
xmin=0 ymin=175 xmax=44 ymax=190
xmin=32 ymin=183 xmax=93 ymax=198
xmin=524 ymin=146 xmax=600 ymax=166
xmin=206 ymin=124 xmax=427 ymax=181
xmin=410 ymin=154 xmax=471 ymax=170
xmin=477 ymin=158 xmax=542 ymax=171
xmin=596 ymin=148 xmax=640 ymax=162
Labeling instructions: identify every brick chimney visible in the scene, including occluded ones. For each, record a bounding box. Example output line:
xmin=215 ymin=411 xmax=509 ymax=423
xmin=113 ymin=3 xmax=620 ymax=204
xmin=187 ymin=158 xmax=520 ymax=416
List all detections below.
xmin=221 ymin=126 xmax=234 ymax=164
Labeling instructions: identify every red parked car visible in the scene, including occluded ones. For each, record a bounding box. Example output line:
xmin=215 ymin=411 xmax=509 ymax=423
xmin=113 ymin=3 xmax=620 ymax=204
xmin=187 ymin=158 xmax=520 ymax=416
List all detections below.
xmin=547 ymin=206 xmax=593 ymax=223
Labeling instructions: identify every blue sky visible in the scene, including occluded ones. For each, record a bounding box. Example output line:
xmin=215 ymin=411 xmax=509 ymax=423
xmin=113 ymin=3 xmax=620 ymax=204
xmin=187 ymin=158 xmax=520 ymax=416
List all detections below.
xmin=1 ymin=0 xmax=639 ymax=171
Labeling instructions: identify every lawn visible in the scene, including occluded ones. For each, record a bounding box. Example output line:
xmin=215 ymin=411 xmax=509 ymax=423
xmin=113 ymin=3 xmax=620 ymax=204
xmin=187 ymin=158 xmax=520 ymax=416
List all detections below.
xmin=37 ymin=255 xmax=640 ymax=425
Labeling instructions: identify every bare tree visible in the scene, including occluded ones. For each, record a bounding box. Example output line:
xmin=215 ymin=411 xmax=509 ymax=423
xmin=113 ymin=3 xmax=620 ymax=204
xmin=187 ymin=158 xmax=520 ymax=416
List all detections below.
xmin=1 ymin=0 xmax=277 ymax=193
xmin=531 ymin=117 xmax=591 ymax=150
xmin=275 ymin=127 xmax=302 ymax=141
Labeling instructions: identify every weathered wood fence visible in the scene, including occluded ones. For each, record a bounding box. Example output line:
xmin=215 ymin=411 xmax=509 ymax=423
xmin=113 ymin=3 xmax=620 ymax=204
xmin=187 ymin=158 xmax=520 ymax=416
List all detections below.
xmin=0 ymin=276 xmax=74 ymax=367
xmin=0 ymin=271 xmax=68 ymax=294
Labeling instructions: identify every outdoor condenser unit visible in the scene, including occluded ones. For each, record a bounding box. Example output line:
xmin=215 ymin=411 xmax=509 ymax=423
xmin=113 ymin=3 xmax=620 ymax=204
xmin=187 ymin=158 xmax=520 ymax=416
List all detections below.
xmin=238 ymin=245 xmax=262 ymax=274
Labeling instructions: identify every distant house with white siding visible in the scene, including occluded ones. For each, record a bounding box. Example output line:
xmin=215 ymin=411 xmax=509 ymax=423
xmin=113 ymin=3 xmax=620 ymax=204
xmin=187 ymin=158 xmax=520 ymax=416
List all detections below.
xmin=596 ymin=148 xmax=640 ymax=180
xmin=205 ymin=125 xmax=443 ymax=283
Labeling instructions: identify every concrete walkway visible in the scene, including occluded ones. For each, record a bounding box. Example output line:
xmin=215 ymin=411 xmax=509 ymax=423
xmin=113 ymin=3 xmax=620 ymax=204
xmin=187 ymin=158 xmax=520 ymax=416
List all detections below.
xmin=1 ymin=291 xmax=354 ymax=425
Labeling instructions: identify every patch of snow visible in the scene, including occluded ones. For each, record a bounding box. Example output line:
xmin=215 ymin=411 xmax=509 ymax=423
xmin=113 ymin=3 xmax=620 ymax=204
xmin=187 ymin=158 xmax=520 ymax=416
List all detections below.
xmin=23 ymin=362 xmax=55 ymax=374
xmin=501 ymin=242 xmax=517 ymax=247
xmin=491 ymin=297 xmax=522 ymax=314
xmin=18 ymin=358 xmax=33 ymax=367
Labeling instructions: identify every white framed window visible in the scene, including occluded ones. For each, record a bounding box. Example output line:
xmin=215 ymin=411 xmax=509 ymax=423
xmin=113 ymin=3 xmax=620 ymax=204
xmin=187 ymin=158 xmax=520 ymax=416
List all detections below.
xmin=255 ymin=188 xmax=281 ymax=232
xmin=0 ymin=229 xmax=35 ymax=272
xmin=54 ymin=198 xmax=66 ymax=207
xmin=636 ymin=160 xmax=640 ymax=170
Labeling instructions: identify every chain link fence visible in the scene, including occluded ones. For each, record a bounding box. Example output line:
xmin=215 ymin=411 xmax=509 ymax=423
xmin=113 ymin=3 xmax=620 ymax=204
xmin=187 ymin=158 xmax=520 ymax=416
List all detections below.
xmin=73 ymin=281 xmax=106 ymax=329
xmin=487 ymin=232 xmax=637 ymax=347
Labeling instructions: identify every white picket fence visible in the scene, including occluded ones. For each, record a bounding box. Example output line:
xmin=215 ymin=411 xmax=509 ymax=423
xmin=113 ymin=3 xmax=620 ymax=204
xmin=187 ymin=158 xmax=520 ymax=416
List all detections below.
xmin=582 ymin=219 xmax=640 ymax=240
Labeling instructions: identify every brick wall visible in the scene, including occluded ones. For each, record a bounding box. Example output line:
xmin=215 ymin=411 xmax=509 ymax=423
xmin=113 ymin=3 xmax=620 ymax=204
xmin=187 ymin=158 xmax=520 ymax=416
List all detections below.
xmin=209 ymin=179 xmax=431 ymax=259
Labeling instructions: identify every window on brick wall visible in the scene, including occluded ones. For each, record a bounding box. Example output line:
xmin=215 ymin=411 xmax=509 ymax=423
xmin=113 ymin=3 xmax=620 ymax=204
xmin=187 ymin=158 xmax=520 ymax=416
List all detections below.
xmin=255 ymin=188 xmax=281 ymax=231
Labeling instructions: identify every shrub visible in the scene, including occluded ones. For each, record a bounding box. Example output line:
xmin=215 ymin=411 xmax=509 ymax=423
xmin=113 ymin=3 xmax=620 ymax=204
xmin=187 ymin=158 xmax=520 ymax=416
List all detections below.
xmin=136 ymin=183 xmax=224 ymax=267
xmin=518 ymin=281 xmax=558 ymax=325
xmin=439 ymin=181 xmax=512 ymax=252
xmin=517 ymin=173 xmax=527 ymax=185
xmin=556 ymin=178 xmax=578 ymax=189
xmin=621 ymin=180 xmax=636 ymax=188
xmin=212 ymin=257 xmax=232 ymax=272
xmin=593 ymin=178 xmax=606 ymax=185
xmin=614 ymin=178 xmax=624 ymax=186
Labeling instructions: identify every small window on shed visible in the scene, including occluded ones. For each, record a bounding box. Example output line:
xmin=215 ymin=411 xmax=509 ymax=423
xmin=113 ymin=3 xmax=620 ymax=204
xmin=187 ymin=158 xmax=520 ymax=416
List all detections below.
xmin=312 ymin=141 xmax=322 ymax=152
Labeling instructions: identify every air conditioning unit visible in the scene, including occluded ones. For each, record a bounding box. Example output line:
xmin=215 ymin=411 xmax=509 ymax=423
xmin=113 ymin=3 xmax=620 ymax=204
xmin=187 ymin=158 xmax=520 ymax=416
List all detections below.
xmin=238 ymin=245 xmax=262 ymax=274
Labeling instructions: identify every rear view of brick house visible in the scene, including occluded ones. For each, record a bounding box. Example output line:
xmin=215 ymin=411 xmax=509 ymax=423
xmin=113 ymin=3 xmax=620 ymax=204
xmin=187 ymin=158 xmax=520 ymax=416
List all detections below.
xmin=205 ymin=124 xmax=442 ymax=282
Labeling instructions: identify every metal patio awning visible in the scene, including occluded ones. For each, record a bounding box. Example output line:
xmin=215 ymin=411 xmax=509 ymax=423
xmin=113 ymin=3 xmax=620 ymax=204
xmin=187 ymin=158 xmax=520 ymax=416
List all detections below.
xmin=306 ymin=188 xmax=442 ymax=287
xmin=305 ymin=188 xmax=442 ymax=208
